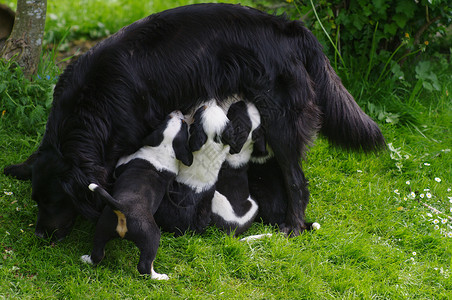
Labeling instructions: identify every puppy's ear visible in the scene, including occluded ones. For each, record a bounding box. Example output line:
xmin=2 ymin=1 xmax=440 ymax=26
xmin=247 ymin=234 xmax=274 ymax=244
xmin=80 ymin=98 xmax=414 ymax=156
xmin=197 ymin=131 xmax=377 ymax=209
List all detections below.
xmin=251 ymin=125 xmax=268 ymax=157
xmin=173 ymin=121 xmax=193 ymax=166
xmin=189 ymin=107 xmax=208 ymax=152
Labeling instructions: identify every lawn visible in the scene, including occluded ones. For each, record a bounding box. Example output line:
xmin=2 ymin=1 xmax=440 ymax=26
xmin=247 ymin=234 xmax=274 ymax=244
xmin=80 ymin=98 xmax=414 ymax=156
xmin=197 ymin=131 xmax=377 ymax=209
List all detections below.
xmin=1 ymin=0 xmax=451 ymax=299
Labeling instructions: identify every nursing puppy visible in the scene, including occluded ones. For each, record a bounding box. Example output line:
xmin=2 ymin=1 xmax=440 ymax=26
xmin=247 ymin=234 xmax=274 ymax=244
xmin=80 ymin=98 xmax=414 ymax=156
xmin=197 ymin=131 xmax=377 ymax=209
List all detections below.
xmin=211 ymin=101 xmax=266 ymax=235
xmin=154 ymin=100 xmax=241 ymax=235
xmin=81 ymin=111 xmax=192 ymax=278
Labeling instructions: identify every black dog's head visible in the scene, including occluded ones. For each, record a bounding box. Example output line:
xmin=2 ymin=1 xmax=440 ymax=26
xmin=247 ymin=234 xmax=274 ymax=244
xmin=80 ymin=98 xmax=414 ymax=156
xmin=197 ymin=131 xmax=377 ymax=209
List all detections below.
xmin=30 ymin=147 xmax=79 ymax=241
xmin=8 ymin=144 xmax=102 ymax=242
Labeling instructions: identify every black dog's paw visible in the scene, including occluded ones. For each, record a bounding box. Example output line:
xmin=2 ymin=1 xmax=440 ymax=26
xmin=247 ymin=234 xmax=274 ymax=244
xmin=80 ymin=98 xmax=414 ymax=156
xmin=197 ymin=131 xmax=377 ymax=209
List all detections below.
xmin=280 ymin=222 xmax=318 ymax=237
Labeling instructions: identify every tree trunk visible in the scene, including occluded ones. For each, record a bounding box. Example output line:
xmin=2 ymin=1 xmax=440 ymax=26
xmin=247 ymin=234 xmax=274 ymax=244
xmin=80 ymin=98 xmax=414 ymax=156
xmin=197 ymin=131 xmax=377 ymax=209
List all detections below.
xmin=0 ymin=0 xmax=47 ymax=79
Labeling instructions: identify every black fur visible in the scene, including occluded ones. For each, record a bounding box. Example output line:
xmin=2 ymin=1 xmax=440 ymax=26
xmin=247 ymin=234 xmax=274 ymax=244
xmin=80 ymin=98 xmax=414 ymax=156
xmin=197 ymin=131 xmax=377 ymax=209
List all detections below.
xmin=3 ymin=3 xmax=385 ymax=239
xmin=248 ymin=157 xmax=288 ymax=226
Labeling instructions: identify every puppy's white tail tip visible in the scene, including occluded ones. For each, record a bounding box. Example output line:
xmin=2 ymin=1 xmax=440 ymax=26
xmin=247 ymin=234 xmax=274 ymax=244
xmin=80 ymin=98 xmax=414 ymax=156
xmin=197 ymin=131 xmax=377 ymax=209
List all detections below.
xmin=88 ymin=183 xmax=98 ymax=192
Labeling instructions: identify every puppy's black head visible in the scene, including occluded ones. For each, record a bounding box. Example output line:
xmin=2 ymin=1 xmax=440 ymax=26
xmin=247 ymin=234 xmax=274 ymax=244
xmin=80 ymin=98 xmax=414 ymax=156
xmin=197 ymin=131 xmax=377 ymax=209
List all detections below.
xmin=222 ymin=101 xmax=252 ymax=154
xmin=251 ymin=125 xmax=268 ymax=157
xmin=188 ymin=106 xmax=208 ymax=152
xmin=173 ymin=120 xmax=193 ymax=166
xmin=143 ymin=110 xmax=193 ymax=166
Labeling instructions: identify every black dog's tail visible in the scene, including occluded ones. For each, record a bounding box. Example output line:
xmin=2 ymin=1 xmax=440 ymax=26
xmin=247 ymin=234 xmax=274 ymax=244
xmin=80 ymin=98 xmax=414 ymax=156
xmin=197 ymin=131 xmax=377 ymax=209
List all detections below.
xmin=302 ymin=31 xmax=386 ymax=151
xmin=88 ymin=183 xmax=121 ymax=209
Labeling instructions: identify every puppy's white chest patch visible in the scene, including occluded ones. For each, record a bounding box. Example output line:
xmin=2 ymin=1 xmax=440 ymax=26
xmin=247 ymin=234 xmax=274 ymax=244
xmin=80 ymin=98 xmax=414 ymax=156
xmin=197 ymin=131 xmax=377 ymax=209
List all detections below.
xmin=211 ymin=191 xmax=258 ymax=225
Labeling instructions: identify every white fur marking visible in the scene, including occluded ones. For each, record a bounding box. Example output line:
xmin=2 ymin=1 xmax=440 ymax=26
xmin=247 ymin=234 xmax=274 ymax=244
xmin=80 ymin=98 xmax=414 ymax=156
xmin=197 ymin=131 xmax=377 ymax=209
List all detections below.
xmin=176 ymin=101 xmax=230 ymax=192
xmin=212 ymin=191 xmax=258 ymax=226
xmin=249 ymin=146 xmax=274 ymax=164
xmin=151 ymin=267 xmax=169 ymax=280
xmin=80 ymin=255 xmax=94 ymax=265
xmin=239 ymin=233 xmax=273 ymax=242
xmin=116 ymin=114 xmax=184 ymax=174
xmin=88 ymin=183 xmax=98 ymax=192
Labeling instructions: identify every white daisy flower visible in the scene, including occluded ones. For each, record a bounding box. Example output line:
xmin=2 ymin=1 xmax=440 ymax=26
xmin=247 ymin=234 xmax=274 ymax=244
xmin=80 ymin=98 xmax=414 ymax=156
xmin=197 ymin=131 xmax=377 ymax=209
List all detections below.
xmin=433 ymin=219 xmax=439 ymax=224
xmin=448 ymin=232 xmax=452 ymax=238
xmin=426 ymin=213 xmax=433 ymax=218
xmin=434 ymin=225 xmax=440 ymax=230
xmin=424 ymin=163 xmax=430 ymax=166
xmin=442 ymin=219 xmax=448 ymax=224
xmin=420 ymin=194 xmax=425 ymax=198
xmin=394 ymin=189 xmax=400 ymax=195
xmin=435 ymin=177 xmax=441 ymax=183
xmin=426 ymin=192 xmax=432 ymax=198
xmin=406 ymin=181 xmax=411 ymax=185
xmin=412 ymin=252 xmax=417 ymax=256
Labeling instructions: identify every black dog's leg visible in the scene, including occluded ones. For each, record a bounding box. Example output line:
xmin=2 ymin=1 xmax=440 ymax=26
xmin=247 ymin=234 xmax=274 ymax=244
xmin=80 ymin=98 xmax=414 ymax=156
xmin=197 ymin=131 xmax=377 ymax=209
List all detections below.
xmin=248 ymin=158 xmax=287 ymax=226
xmin=81 ymin=206 xmax=118 ymax=265
xmin=263 ymin=116 xmax=314 ymax=236
xmin=279 ymin=159 xmax=312 ymax=236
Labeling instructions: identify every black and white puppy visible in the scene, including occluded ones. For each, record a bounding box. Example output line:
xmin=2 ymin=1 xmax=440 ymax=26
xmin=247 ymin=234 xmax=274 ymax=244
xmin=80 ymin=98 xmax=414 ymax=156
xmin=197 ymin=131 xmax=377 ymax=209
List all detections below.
xmin=81 ymin=111 xmax=192 ymax=279
xmin=154 ymin=100 xmax=238 ymax=235
xmin=211 ymin=101 xmax=266 ymax=235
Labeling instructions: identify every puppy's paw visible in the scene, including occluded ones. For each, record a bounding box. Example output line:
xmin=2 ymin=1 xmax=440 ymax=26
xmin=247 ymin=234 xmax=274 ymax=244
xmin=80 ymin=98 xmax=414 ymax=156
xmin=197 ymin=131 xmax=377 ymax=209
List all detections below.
xmin=151 ymin=269 xmax=169 ymax=280
xmin=80 ymin=255 xmax=94 ymax=265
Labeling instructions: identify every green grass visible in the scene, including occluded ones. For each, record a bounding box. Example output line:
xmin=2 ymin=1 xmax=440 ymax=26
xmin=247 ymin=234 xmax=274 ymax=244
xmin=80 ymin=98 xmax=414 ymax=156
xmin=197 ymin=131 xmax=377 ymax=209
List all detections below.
xmin=1 ymin=0 xmax=452 ymax=299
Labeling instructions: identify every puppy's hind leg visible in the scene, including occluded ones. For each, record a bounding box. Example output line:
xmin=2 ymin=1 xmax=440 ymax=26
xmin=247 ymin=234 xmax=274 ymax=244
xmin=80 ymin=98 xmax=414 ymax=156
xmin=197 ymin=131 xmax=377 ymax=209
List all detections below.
xmin=81 ymin=206 xmax=119 ymax=265
xmin=131 ymin=213 xmax=168 ymax=280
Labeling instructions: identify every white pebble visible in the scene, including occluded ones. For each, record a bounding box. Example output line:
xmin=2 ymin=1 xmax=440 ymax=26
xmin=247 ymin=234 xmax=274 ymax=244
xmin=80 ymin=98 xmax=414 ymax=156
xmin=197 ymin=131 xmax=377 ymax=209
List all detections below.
xmin=312 ymin=222 xmax=321 ymax=230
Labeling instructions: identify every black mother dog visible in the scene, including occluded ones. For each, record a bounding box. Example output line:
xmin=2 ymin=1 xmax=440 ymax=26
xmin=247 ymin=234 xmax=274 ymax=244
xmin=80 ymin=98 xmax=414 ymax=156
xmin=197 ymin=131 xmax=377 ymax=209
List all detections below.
xmin=3 ymin=3 xmax=385 ymax=240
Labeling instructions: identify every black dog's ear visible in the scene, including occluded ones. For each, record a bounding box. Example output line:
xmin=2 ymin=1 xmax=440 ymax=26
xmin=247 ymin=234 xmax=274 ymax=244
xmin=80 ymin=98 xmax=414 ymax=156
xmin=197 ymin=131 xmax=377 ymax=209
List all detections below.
xmin=251 ymin=125 xmax=268 ymax=157
xmin=224 ymin=101 xmax=252 ymax=154
xmin=189 ymin=106 xmax=208 ymax=152
xmin=3 ymin=150 xmax=38 ymax=180
xmin=173 ymin=121 xmax=193 ymax=166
